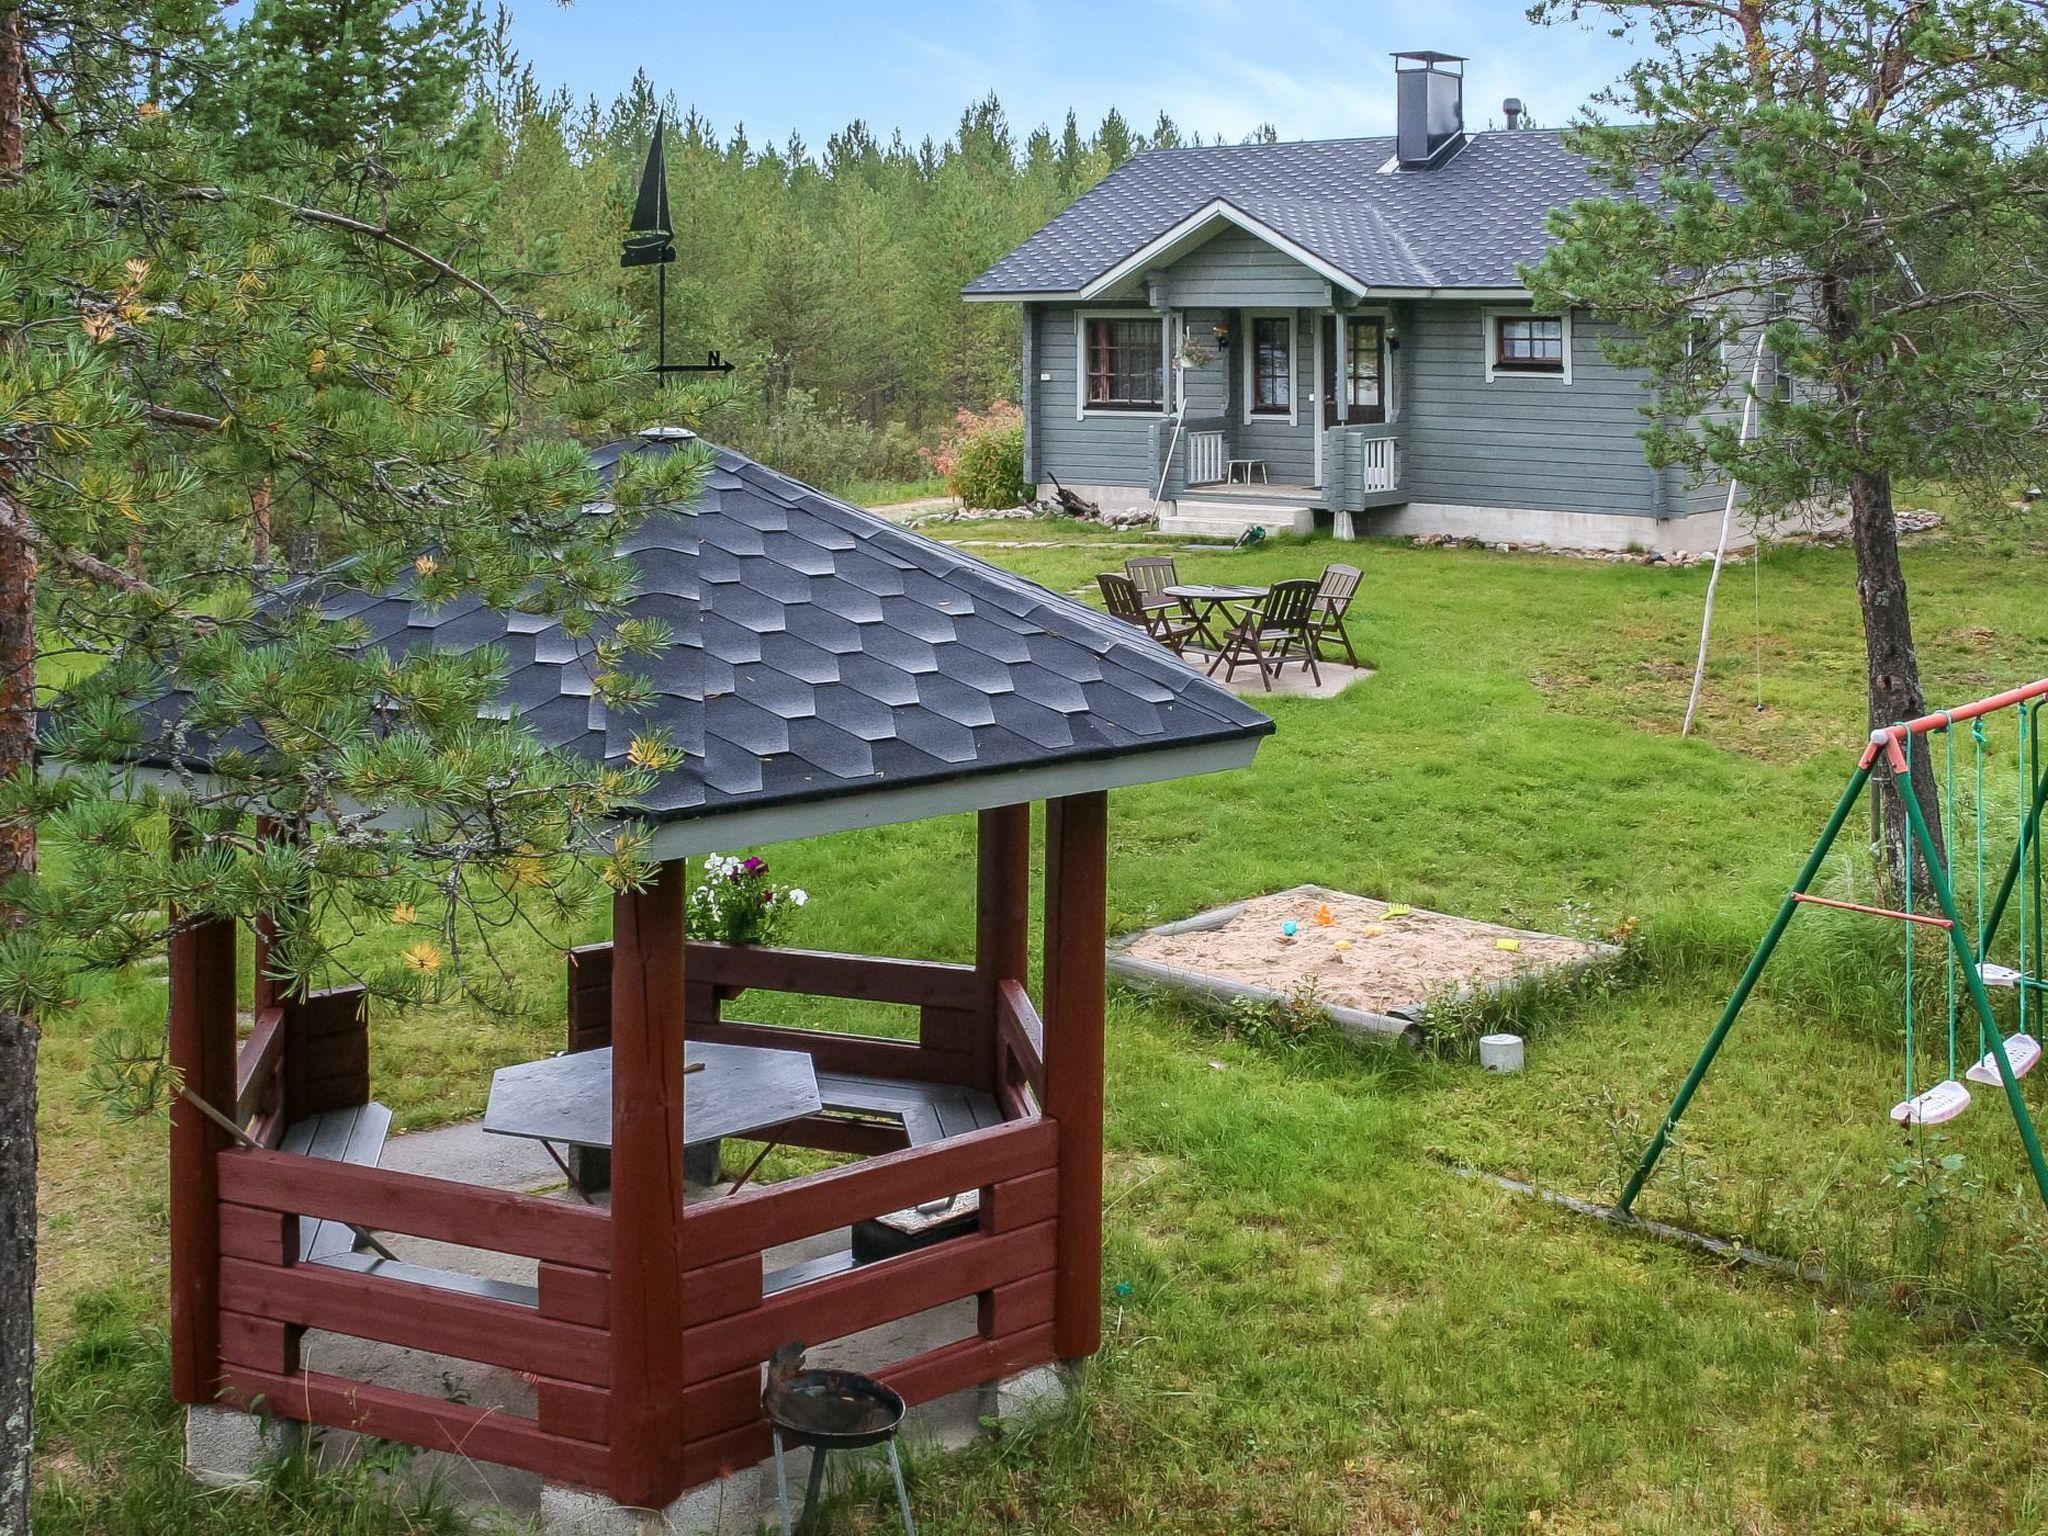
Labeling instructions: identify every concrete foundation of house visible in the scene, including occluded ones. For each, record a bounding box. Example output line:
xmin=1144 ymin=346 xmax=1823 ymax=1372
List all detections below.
xmin=1138 ymin=494 xmax=1844 ymax=553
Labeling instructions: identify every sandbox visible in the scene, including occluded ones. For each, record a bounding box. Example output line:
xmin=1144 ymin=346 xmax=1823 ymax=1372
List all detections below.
xmin=1108 ymin=884 xmax=1616 ymax=1043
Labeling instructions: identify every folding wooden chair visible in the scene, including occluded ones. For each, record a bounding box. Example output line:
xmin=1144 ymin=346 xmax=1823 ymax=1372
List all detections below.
xmin=1308 ymin=563 xmax=1362 ymax=667
xmin=1124 ymin=556 xmax=1182 ymax=618
xmin=1098 ymin=572 xmax=1198 ymax=656
xmin=1207 ymin=578 xmax=1321 ymax=690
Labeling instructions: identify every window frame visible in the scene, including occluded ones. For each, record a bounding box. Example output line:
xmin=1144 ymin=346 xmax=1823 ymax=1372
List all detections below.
xmin=1481 ymin=307 xmax=1573 ymax=384
xmin=1242 ymin=310 xmax=1297 ymax=425
xmin=1075 ymin=310 xmax=1169 ymax=418
xmin=1342 ymin=313 xmax=1386 ymax=421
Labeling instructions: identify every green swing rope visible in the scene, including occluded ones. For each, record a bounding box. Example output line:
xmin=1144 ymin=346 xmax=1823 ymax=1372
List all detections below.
xmin=2033 ymin=700 xmax=2045 ymax=990
xmin=1973 ymin=716 xmax=1991 ymax=1062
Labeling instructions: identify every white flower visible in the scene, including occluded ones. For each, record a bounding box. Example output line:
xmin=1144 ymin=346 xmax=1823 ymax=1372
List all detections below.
xmin=789 ymin=889 xmax=808 ymax=907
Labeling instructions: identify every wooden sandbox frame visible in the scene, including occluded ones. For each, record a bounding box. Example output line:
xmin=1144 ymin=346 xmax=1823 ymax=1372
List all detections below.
xmin=1108 ymin=883 xmax=1619 ymax=1045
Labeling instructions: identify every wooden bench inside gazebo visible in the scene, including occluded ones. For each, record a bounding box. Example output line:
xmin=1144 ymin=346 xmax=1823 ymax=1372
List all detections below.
xmin=158 ymin=431 xmax=1272 ymax=1525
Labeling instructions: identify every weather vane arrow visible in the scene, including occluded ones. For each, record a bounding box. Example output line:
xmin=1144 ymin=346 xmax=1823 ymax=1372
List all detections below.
xmin=622 ymin=114 xmax=736 ymax=381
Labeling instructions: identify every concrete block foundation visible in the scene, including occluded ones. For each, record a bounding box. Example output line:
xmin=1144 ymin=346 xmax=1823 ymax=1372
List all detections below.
xmin=185 ymin=1403 xmax=301 ymax=1488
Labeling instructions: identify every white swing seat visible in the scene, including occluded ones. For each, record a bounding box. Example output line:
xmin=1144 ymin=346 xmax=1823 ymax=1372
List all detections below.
xmin=1891 ymin=1078 xmax=1972 ymax=1126
xmin=1965 ymin=1033 xmax=2043 ymax=1087
xmin=1978 ymin=962 xmax=2025 ymax=989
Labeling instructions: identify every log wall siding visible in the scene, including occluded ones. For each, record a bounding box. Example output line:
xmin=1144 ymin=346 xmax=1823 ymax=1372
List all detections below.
xmin=1021 ymin=236 xmax=1712 ymax=519
xmin=1226 ymin=308 xmax=1316 ymax=484
xmin=1031 ymin=305 xmax=1163 ymax=488
xmin=1163 ymin=228 xmax=1333 ymax=309
xmin=1398 ymin=303 xmax=1669 ymax=517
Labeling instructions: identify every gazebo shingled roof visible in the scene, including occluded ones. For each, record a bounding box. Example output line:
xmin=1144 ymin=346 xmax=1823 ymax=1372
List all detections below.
xmin=136 ymin=430 xmax=1272 ymax=852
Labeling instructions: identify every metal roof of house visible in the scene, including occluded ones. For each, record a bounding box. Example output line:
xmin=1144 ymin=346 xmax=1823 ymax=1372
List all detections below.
xmin=965 ymin=129 xmax=1628 ymax=298
xmin=125 ymin=434 xmax=1273 ymax=853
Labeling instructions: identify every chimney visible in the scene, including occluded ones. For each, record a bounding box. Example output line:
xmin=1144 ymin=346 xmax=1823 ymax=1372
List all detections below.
xmin=1503 ymin=97 xmax=1524 ymax=130
xmin=1393 ymin=50 xmax=1467 ymax=169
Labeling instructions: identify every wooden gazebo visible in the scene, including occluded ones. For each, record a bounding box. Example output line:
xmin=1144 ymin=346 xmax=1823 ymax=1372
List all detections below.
xmin=158 ymin=432 xmax=1273 ymax=1515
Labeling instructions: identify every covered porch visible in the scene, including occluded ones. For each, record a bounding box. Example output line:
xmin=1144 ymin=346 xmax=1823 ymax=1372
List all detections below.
xmin=1150 ymin=304 xmax=1406 ymax=536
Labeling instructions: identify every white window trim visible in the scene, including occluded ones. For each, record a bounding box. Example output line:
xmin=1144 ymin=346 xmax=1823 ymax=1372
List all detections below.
xmin=1075 ymin=309 xmax=1171 ymax=421
xmin=1482 ymin=306 xmax=1572 ymax=384
xmin=1241 ymin=308 xmax=1297 ymax=427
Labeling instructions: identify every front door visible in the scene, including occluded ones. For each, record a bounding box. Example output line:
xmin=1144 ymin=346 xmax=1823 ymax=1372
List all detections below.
xmin=1322 ymin=315 xmax=1386 ymax=427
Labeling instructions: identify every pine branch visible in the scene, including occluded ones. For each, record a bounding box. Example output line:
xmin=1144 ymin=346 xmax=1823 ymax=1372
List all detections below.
xmin=175 ymin=186 xmax=514 ymax=317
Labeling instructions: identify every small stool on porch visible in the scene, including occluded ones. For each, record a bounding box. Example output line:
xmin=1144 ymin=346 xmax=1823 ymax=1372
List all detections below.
xmin=1227 ymin=458 xmax=1269 ymax=484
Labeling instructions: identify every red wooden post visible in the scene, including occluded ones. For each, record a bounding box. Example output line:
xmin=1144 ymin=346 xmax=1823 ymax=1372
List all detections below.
xmin=1041 ymin=792 xmax=1106 ymax=1364
xmin=251 ymin=814 xmax=280 ymax=1014
xmin=168 ymin=911 xmax=238 ymax=1405
xmin=975 ymin=804 xmax=1032 ymax=1092
xmin=607 ymin=859 xmax=690 ymax=1507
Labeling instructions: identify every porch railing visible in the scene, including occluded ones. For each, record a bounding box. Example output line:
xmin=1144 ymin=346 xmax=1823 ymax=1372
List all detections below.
xmin=1185 ymin=430 xmax=1227 ymax=487
xmin=1359 ymin=431 xmax=1398 ymax=494
xmin=1322 ymin=422 xmax=1406 ymax=512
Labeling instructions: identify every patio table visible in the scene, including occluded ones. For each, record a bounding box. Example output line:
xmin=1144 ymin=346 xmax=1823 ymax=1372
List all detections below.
xmin=1164 ymin=583 xmax=1267 ymax=650
xmin=484 ymin=1040 xmax=822 ymax=1198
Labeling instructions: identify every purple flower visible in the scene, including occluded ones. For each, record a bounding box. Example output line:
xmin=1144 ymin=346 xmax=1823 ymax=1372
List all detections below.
xmin=742 ymin=856 xmax=767 ymax=875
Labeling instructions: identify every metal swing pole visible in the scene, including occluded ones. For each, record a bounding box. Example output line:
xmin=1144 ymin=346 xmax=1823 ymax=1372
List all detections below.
xmin=1895 ymin=753 xmax=2048 ymax=1217
xmin=1615 ymin=761 xmax=1874 ymax=1216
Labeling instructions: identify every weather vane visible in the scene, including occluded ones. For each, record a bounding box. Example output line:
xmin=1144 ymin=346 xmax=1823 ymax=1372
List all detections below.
xmin=622 ymin=114 xmax=735 ymax=385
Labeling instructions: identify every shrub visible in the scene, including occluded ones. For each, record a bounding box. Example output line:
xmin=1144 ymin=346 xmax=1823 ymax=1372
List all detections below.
xmin=925 ymin=402 xmax=1028 ymax=510
xmin=723 ymin=389 xmax=925 ymax=493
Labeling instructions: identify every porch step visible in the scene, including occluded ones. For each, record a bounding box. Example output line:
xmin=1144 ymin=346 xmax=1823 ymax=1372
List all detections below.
xmin=1161 ymin=495 xmax=1319 ymax=540
xmin=1183 ymin=482 xmax=1323 ymax=504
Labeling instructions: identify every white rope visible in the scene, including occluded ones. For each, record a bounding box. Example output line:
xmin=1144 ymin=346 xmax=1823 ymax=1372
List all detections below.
xmin=1681 ymin=330 xmax=1770 ymax=738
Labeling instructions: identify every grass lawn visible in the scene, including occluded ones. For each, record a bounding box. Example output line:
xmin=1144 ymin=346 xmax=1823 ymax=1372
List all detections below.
xmin=33 ymin=499 xmax=2048 ymax=1533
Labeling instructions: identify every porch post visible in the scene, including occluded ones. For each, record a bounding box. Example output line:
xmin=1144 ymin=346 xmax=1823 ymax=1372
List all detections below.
xmin=975 ymin=804 xmax=1032 ymax=1091
xmin=167 ymin=910 xmax=237 ymax=1405
xmin=1041 ymin=791 xmax=1107 ymax=1364
xmin=607 ymin=858 xmax=690 ymax=1508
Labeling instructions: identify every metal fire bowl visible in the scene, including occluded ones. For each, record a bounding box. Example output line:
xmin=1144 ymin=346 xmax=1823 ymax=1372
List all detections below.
xmin=763 ymin=1368 xmax=907 ymax=1451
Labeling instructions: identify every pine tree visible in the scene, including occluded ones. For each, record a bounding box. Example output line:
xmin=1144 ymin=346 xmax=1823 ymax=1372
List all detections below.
xmin=191 ymin=0 xmax=483 ymax=176
xmin=0 ymin=7 xmax=690 ymax=1527
xmin=1527 ymin=0 xmax=2048 ymax=881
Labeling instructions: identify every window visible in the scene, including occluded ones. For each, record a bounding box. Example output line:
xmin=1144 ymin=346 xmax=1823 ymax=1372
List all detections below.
xmin=1082 ymin=317 xmax=1162 ymax=412
xmin=1345 ymin=318 xmax=1383 ymax=419
xmin=1250 ymin=316 xmax=1291 ymax=415
xmin=1483 ymin=309 xmax=1573 ymax=383
xmin=1493 ymin=315 xmax=1565 ymax=372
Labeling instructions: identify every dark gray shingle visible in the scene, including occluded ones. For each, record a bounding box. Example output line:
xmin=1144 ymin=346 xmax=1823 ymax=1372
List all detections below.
xmin=122 ymin=435 xmax=1272 ymax=827
xmin=965 ymin=130 xmax=1628 ymax=296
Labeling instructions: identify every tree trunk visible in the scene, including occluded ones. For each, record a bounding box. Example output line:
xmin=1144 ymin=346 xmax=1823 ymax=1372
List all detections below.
xmin=1848 ymin=466 xmax=1943 ymax=891
xmin=0 ymin=13 xmax=37 ymax=1532
xmin=0 ymin=1012 xmax=33 ymax=1536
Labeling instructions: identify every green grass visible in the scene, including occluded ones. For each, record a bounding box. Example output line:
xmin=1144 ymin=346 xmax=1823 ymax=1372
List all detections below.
xmin=36 ymin=497 xmax=2048 ymax=1532
xmin=832 ymin=473 xmax=952 ymax=507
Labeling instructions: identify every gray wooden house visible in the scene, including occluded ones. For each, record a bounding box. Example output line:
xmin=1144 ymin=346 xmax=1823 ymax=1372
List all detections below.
xmin=966 ymin=53 xmax=1728 ymax=551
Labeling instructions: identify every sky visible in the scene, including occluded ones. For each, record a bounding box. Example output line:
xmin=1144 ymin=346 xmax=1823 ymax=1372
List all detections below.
xmin=500 ymin=0 xmax=1641 ymax=152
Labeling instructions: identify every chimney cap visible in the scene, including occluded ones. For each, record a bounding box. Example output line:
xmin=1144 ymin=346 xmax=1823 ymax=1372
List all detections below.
xmin=1392 ymin=49 xmax=1467 ymax=68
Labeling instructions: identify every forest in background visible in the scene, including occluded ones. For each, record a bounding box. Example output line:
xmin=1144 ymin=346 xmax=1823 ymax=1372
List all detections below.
xmin=468 ymin=9 xmax=1270 ymax=493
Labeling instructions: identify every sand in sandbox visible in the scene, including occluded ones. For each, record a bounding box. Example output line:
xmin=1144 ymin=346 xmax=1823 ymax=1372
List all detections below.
xmin=1124 ymin=890 xmax=1603 ymax=1016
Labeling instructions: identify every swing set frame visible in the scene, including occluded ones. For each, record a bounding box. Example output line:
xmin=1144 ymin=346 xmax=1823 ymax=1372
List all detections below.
xmin=1619 ymin=677 xmax=2048 ymax=1221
